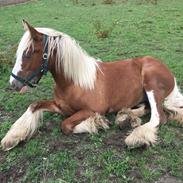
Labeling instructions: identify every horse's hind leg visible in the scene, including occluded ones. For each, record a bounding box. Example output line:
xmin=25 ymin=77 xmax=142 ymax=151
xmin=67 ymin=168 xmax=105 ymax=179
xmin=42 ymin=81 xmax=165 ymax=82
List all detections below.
xmin=125 ymin=88 xmax=166 ymax=147
xmin=124 ymin=63 xmax=174 ymax=147
xmin=164 ymin=79 xmax=183 ymax=124
xmin=1 ymin=100 xmax=61 ymax=151
xmin=124 ymin=58 xmax=175 ymax=147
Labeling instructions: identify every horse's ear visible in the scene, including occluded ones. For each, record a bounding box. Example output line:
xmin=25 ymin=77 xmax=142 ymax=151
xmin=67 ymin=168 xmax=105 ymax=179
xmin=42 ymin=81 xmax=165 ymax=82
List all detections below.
xmin=22 ymin=20 xmax=40 ymax=40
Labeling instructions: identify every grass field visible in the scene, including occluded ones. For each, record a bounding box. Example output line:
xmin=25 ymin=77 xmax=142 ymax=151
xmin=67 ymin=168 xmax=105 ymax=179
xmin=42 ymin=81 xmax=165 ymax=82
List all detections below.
xmin=0 ymin=0 xmax=183 ymax=182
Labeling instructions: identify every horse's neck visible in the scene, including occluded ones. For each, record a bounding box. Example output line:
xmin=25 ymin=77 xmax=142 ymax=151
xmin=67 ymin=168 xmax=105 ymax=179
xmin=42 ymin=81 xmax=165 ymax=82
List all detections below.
xmin=48 ymin=54 xmax=72 ymax=89
xmin=47 ymin=41 xmax=98 ymax=90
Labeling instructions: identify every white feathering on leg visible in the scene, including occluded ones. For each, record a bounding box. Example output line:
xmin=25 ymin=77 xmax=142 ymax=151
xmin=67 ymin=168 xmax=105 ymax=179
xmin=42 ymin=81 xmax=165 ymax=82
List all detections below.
xmin=73 ymin=113 xmax=109 ymax=134
xmin=115 ymin=104 xmax=147 ymax=129
xmin=164 ymin=78 xmax=183 ymax=124
xmin=1 ymin=107 xmax=43 ymax=151
xmin=125 ymin=123 xmax=158 ymax=147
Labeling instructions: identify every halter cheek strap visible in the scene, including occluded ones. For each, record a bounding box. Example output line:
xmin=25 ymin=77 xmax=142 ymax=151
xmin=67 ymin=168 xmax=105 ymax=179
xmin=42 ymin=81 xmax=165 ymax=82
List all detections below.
xmin=11 ymin=34 xmax=49 ymax=88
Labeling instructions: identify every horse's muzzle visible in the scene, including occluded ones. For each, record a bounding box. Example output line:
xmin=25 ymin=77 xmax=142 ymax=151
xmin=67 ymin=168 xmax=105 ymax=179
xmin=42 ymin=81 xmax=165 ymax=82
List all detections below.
xmin=11 ymin=79 xmax=24 ymax=91
xmin=11 ymin=76 xmax=39 ymax=92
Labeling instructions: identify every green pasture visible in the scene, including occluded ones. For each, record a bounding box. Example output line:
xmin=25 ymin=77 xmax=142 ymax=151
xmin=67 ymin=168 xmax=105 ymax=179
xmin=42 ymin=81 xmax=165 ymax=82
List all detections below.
xmin=0 ymin=0 xmax=183 ymax=182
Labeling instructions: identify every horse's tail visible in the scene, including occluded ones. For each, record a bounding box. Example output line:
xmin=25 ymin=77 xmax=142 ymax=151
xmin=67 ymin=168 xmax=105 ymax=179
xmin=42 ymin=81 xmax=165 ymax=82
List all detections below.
xmin=1 ymin=106 xmax=43 ymax=151
xmin=164 ymin=78 xmax=183 ymax=124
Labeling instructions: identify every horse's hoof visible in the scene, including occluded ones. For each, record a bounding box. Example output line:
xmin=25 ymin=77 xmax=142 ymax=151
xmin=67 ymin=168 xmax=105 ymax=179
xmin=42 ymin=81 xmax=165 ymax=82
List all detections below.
xmin=115 ymin=114 xmax=131 ymax=129
xmin=124 ymin=124 xmax=157 ymax=148
xmin=61 ymin=124 xmax=73 ymax=135
xmin=1 ymin=138 xmax=19 ymax=151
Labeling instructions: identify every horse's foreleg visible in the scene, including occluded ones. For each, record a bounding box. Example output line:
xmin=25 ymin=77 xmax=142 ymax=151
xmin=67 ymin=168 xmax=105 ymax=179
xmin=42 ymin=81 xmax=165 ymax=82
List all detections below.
xmin=61 ymin=110 xmax=95 ymax=134
xmin=1 ymin=100 xmax=60 ymax=151
xmin=61 ymin=110 xmax=109 ymax=135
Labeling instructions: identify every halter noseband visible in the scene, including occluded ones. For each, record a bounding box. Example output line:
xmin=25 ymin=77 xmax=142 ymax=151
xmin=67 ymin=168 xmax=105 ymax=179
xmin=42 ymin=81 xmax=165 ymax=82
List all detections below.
xmin=11 ymin=34 xmax=49 ymax=88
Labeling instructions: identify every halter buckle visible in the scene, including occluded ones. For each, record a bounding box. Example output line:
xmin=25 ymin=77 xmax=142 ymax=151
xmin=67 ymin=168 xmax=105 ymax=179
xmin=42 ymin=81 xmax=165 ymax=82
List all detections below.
xmin=43 ymin=53 xmax=48 ymax=60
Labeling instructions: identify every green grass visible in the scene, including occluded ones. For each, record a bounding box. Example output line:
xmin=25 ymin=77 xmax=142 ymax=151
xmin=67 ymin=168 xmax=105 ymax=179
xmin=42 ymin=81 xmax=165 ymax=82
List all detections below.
xmin=0 ymin=0 xmax=183 ymax=182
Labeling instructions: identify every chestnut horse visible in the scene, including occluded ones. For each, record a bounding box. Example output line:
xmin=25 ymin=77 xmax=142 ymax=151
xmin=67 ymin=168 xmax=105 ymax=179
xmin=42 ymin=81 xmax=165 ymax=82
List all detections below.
xmin=1 ymin=20 xmax=183 ymax=151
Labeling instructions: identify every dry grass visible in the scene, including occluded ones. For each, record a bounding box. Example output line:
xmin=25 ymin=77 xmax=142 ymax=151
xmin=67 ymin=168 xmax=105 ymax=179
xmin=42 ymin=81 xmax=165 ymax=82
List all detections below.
xmin=93 ymin=20 xmax=118 ymax=39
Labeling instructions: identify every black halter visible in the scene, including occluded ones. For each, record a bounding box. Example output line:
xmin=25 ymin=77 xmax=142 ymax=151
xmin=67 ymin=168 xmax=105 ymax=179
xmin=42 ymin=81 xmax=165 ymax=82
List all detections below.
xmin=11 ymin=34 xmax=49 ymax=88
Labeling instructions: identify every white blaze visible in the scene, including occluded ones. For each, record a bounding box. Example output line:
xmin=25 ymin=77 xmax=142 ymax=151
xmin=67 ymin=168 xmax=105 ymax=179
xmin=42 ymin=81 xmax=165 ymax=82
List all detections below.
xmin=10 ymin=31 xmax=30 ymax=84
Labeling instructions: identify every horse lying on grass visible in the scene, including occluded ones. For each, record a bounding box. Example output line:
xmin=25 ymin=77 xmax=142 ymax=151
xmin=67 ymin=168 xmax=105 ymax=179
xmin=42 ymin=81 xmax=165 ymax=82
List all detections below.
xmin=1 ymin=20 xmax=183 ymax=151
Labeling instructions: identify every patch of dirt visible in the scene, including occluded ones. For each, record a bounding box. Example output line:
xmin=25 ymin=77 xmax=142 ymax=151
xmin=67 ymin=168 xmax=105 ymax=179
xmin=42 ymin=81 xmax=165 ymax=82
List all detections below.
xmin=0 ymin=158 xmax=28 ymax=183
xmin=103 ymin=130 xmax=126 ymax=148
xmin=0 ymin=109 xmax=12 ymax=123
xmin=127 ymin=169 xmax=144 ymax=183
xmin=0 ymin=0 xmax=31 ymax=7
xmin=48 ymin=137 xmax=78 ymax=152
xmin=38 ymin=120 xmax=91 ymax=153
xmin=0 ymin=150 xmax=7 ymax=164
xmin=155 ymin=174 xmax=183 ymax=183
